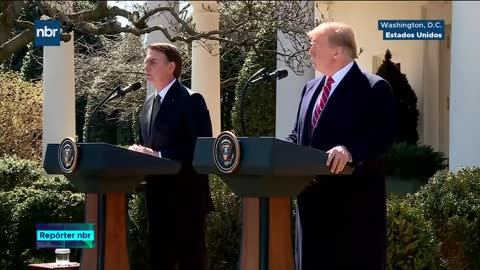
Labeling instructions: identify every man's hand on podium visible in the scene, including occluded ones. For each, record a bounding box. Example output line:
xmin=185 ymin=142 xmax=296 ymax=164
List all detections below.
xmin=326 ymin=145 xmax=352 ymax=174
xmin=128 ymin=144 xmax=160 ymax=157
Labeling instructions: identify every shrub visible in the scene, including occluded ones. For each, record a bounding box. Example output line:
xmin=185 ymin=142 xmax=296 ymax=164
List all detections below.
xmin=0 ymin=160 xmax=84 ymax=269
xmin=384 ymin=142 xmax=448 ymax=183
xmin=386 ymin=194 xmax=441 ymax=270
xmin=0 ymin=155 xmax=41 ymax=191
xmin=0 ymin=72 xmax=43 ymax=160
xmin=415 ymin=168 xmax=480 ymax=270
xmin=376 ymin=49 xmax=419 ymax=144
xmin=231 ymin=21 xmax=276 ymax=136
xmin=206 ymin=175 xmax=241 ymax=270
xmin=29 ymin=175 xmax=78 ymax=192
xmin=127 ymin=192 xmax=148 ymax=270
xmin=0 ymin=185 xmax=84 ymax=269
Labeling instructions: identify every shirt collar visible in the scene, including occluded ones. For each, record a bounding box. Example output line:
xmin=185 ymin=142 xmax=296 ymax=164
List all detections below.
xmin=330 ymin=60 xmax=354 ymax=85
xmin=156 ymin=78 xmax=176 ymax=100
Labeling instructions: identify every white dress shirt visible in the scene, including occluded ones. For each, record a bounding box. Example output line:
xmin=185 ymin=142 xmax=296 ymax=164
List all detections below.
xmin=311 ymin=60 xmax=354 ymax=123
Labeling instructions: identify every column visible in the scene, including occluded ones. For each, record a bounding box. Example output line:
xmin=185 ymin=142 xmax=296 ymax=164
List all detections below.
xmin=191 ymin=0 xmax=221 ymax=136
xmin=42 ymin=3 xmax=75 ymax=162
xmin=449 ymin=2 xmax=480 ymax=171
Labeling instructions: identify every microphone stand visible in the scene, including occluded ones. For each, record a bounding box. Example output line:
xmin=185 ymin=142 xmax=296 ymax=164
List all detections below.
xmin=239 ymin=68 xmax=268 ymax=135
xmin=85 ymin=86 xmax=121 ymax=143
xmin=82 ymin=85 xmax=120 ymax=270
xmin=238 ymin=68 xmax=271 ymax=270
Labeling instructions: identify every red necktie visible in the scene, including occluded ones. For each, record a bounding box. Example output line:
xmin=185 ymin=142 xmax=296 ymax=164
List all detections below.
xmin=311 ymin=76 xmax=335 ymax=130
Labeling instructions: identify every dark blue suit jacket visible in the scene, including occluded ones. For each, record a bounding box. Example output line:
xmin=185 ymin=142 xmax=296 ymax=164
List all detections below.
xmin=287 ymin=61 xmax=396 ymax=270
xmin=138 ymin=80 xmax=214 ymax=215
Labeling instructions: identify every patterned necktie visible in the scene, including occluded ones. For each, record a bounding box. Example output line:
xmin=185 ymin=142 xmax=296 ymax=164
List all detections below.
xmin=311 ymin=76 xmax=335 ymax=130
xmin=149 ymin=94 xmax=161 ymax=134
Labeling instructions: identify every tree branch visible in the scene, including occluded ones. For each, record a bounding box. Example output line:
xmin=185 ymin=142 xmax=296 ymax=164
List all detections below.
xmin=0 ymin=29 xmax=33 ymax=62
xmin=74 ymin=20 xmax=239 ymax=44
xmin=0 ymin=1 xmax=30 ymax=45
xmin=221 ymin=77 xmax=239 ymax=88
xmin=14 ymin=19 xmax=34 ymax=30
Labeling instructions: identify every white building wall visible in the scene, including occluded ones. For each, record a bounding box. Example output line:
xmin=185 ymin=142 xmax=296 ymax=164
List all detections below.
xmin=276 ymin=1 xmax=315 ymax=139
xmin=449 ymin=1 xmax=480 ymax=171
xmin=328 ymin=1 xmax=429 ymax=141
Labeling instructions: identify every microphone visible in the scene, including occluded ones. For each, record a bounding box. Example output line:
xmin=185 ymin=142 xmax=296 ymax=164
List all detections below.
xmin=85 ymin=82 xmax=141 ymax=142
xmin=107 ymin=82 xmax=142 ymax=101
xmin=251 ymin=69 xmax=289 ymax=84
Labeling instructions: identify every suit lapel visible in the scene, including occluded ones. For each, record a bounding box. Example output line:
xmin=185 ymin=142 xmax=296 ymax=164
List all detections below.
xmin=147 ymin=80 xmax=182 ymax=146
xmin=143 ymin=94 xmax=154 ymax=144
xmin=311 ymin=62 xmax=362 ymax=137
xmin=298 ymin=77 xmax=325 ymax=145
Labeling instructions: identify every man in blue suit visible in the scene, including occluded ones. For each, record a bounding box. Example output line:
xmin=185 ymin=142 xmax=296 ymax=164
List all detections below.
xmin=287 ymin=22 xmax=396 ymax=270
xmin=129 ymin=43 xmax=213 ymax=270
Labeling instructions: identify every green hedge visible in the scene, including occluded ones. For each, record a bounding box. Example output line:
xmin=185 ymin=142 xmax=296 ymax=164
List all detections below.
xmin=2 ymin=155 xmax=480 ymax=270
xmin=0 ymin=176 xmax=84 ymax=269
xmin=386 ymin=194 xmax=441 ymax=270
xmin=231 ymin=38 xmax=276 ymax=136
xmin=205 ymin=175 xmax=241 ymax=270
xmin=415 ymin=168 xmax=480 ymax=270
xmin=0 ymin=155 xmax=41 ymax=191
xmin=385 ymin=142 xmax=448 ymax=183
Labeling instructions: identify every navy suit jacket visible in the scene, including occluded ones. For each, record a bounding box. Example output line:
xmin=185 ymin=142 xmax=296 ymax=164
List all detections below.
xmin=287 ymin=61 xmax=396 ymax=269
xmin=138 ymin=80 xmax=214 ymax=215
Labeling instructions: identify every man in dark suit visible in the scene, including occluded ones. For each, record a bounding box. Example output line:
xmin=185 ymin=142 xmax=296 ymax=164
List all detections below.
xmin=287 ymin=22 xmax=396 ymax=270
xmin=129 ymin=43 xmax=213 ymax=270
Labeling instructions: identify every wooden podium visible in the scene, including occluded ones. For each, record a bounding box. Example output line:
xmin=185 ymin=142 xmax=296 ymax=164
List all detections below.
xmin=43 ymin=142 xmax=180 ymax=270
xmin=193 ymin=136 xmax=352 ymax=270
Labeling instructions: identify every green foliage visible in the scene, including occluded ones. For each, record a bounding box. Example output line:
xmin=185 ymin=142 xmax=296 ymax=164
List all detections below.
xmin=20 ymin=43 xmax=43 ymax=82
xmin=227 ymin=2 xmax=277 ymax=136
xmin=231 ymin=46 xmax=276 ymax=136
xmin=385 ymin=142 xmax=448 ymax=182
xmin=376 ymin=49 xmax=419 ymax=144
xmin=0 ymin=176 xmax=84 ymax=270
xmin=415 ymin=168 xmax=480 ymax=270
xmin=206 ymin=175 xmax=241 ymax=270
xmin=219 ymin=46 xmax=247 ymax=132
xmin=10 ymin=188 xmax=84 ymax=268
xmin=4 ymin=155 xmax=480 ymax=270
xmin=0 ymin=155 xmax=41 ymax=191
xmin=127 ymin=192 xmax=148 ymax=270
xmin=29 ymin=175 xmax=78 ymax=192
xmin=82 ymin=95 xmax=138 ymax=144
xmin=387 ymin=194 xmax=441 ymax=270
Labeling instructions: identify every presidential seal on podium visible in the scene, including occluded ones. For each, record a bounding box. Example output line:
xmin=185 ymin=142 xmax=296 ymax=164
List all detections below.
xmin=213 ymin=131 xmax=241 ymax=174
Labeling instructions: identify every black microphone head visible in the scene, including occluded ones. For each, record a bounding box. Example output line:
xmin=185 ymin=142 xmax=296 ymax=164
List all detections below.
xmin=277 ymin=69 xmax=288 ymax=80
xmin=130 ymin=82 xmax=142 ymax=91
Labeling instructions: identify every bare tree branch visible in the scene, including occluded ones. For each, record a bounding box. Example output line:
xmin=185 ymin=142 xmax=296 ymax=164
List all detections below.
xmin=221 ymin=77 xmax=239 ymax=89
xmin=14 ymin=19 xmax=34 ymax=30
xmin=0 ymin=29 xmax=33 ymax=61
xmin=1 ymin=0 xmax=323 ymax=75
xmin=0 ymin=1 xmax=30 ymax=45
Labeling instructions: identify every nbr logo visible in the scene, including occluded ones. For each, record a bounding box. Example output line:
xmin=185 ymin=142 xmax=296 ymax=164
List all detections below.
xmin=34 ymin=20 xmax=61 ymax=47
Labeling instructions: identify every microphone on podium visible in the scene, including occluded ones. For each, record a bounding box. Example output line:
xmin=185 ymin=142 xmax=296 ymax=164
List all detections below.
xmin=86 ymin=82 xmax=142 ymax=142
xmin=107 ymin=82 xmax=142 ymax=101
xmin=251 ymin=69 xmax=289 ymax=84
